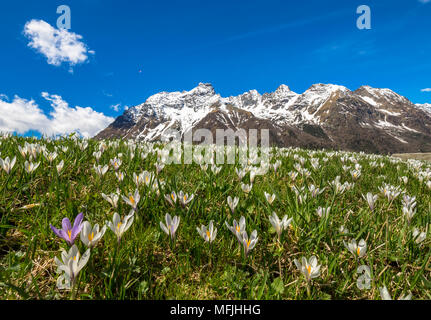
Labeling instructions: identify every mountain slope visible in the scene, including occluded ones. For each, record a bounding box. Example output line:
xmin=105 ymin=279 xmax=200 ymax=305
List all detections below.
xmin=95 ymin=83 xmax=431 ymax=154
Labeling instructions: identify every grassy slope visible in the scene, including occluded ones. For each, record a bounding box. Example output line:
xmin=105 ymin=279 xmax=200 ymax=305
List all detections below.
xmin=0 ymin=136 xmax=431 ymax=300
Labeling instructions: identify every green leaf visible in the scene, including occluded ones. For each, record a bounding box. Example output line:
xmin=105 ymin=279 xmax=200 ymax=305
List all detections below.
xmin=271 ymin=277 xmax=284 ymax=295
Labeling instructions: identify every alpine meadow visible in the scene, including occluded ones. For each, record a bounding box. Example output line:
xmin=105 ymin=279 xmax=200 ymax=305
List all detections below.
xmin=0 ymin=134 xmax=430 ymax=300
xmin=2 ymin=0 xmax=431 ymax=304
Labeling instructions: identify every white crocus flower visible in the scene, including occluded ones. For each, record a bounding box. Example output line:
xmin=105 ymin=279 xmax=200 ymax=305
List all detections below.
xmin=78 ymin=141 xmax=88 ymax=151
xmin=294 ymin=256 xmax=321 ymax=282
xmin=399 ymin=176 xmax=408 ymax=184
xmin=164 ymin=191 xmax=177 ymax=207
xmin=402 ymin=195 xmax=417 ymax=209
xmin=18 ymin=146 xmax=28 ymax=158
xmin=80 ymin=221 xmax=106 ymax=248
xmin=56 ymin=160 xmax=64 ymax=174
xmin=110 ymin=158 xmax=122 ymax=171
xmin=106 ymin=211 xmax=135 ymax=243
xmin=412 ymin=228 xmax=426 ymax=244
xmin=227 ymin=196 xmax=239 ymax=214
xmin=249 ymin=168 xmax=257 ymax=183
xmin=350 ymin=169 xmax=361 ymax=180
xmin=225 ymin=216 xmax=246 ymax=243
xmin=24 ymin=161 xmax=40 ymax=173
xmin=379 ymin=184 xmax=402 ymax=202
xmin=310 ymin=158 xmax=320 ymax=171
xmin=241 ymin=230 xmax=258 ymax=257
xmin=142 ymin=171 xmax=153 ymax=186
xmin=122 ymin=189 xmax=140 ymax=210
xmin=288 ymin=171 xmax=298 ymax=181
xmin=264 ymin=192 xmax=276 ymax=205
xmin=102 ymin=192 xmax=119 ymax=208
xmin=403 ymin=205 xmax=416 ymax=223
xmin=273 ymin=160 xmax=281 ymax=173
xmin=402 ymin=195 xmax=417 ymax=223
xmin=160 ymin=213 xmax=180 ymax=241
xmin=46 ymin=151 xmax=58 ymax=163
xmin=132 ymin=172 xmax=142 ymax=186
xmin=151 ymin=179 xmax=163 ymax=197
xmin=93 ymin=151 xmax=102 ymax=162
xmin=211 ymin=165 xmax=222 ymax=175
xmin=235 ymin=168 xmax=246 ymax=180
xmin=0 ymin=156 xmax=16 ymax=174
xmin=241 ymin=183 xmax=253 ymax=194
xmin=339 ymin=225 xmax=349 ymax=235
xmin=269 ymin=212 xmax=292 ymax=240
xmin=298 ymin=193 xmax=308 ymax=205
xmin=178 ymin=190 xmax=194 ymax=207
xmin=379 ymin=286 xmax=412 ymax=300
xmin=344 ymin=239 xmax=367 ymax=258
xmin=308 ymin=185 xmax=325 ymax=198
xmin=197 ymin=221 xmax=217 ymax=243
xmin=115 ymin=171 xmax=124 ymax=182
xmin=316 ymin=206 xmax=331 ymax=218
xmin=155 ymin=163 xmax=165 ymax=175
xmin=362 ymin=193 xmax=378 ymax=211
xmin=55 ymin=245 xmax=90 ymax=290
xmin=94 ymin=164 xmax=109 ymax=177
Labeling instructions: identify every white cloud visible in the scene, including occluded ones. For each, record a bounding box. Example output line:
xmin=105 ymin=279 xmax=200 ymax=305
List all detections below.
xmin=0 ymin=93 xmax=114 ymax=138
xmin=0 ymin=96 xmax=50 ymax=135
xmin=109 ymin=103 xmax=121 ymax=112
xmin=23 ymin=19 xmax=94 ymax=67
xmin=419 ymin=0 xmax=431 ymax=3
xmin=421 ymin=88 xmax=431 ymax=92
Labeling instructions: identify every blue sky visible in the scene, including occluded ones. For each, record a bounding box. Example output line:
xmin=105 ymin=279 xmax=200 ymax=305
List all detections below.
xmin=1 ymin=0 xmax=431 ymax=136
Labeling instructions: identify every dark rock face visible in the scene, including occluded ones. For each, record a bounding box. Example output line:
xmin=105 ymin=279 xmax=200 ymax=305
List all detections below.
xmin=95 ymin=83 xmax=431 ymax=154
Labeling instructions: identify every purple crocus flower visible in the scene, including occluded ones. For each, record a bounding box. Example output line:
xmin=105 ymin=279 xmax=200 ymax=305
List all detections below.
xmin=50 ymin=212 xmax=84 ymax=245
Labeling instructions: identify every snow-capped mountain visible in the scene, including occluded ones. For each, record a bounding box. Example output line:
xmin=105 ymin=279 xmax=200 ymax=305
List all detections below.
xmin=95 ymin=83 xmax=431 ymax=154
xmin=416 ymin=103 xmax=431 ymax=115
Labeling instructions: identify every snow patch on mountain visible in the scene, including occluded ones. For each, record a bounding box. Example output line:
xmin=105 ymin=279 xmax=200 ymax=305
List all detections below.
xmin=416 ymin=103 xmax=431 ymax=114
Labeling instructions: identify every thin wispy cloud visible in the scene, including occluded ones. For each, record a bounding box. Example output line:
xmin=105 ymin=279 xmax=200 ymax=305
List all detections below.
xmin=418 ymin=0 xmax=431 ymax=4
xmin=23 ymin=19 xmax=94 ymax=68
xmin=178 ymin=8 xmax=350 ymax=55
xmin=313 ymin=37 xmax=377 ymax=62
xmin=0 ymin=93 xmax=113 ymax=137
xmin=421 ymin=88 xmax=431 ymax=92
xmin=224 ymin=10 xmax=348 ymax=43
xmin=102 ymin=91 xmax=114 ymax=97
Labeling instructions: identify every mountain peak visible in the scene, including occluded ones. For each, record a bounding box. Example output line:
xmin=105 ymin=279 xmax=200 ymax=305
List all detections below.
xmin=190 ymin=83 xmax=215 ymax=96
xmin=271 ymin=84 xmax=297 ymax=102
xmin=358 ymin=85 xmax=398 ymax=96
xmin=356 ymin=85 xmax=409 ymax=106
xmin=275 ymin=84 xmax=293 ymax=94
xmin=308 ymin=83 xmax=349 ymax=92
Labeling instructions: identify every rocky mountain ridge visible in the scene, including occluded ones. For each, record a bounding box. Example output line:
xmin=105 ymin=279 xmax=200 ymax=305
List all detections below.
xmin=95 ymin=83 xmax=431 ymax=154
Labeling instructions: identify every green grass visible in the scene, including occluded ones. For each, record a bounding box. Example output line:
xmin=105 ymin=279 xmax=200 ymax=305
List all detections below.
xmin=0 ymin=135 xmax=430 ymax=300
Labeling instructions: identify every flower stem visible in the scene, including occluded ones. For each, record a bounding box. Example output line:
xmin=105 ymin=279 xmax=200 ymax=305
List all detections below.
xmin=70 ymin=276 xmax=79 ymax=300
xmin=306 ymin=281 xmax=311 ymax=299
